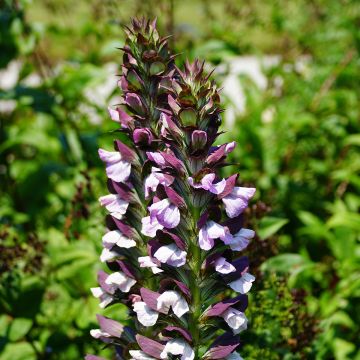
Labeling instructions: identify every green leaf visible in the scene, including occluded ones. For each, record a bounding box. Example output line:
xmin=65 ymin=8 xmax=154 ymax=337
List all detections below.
xmin=8 ymin=318 xmax=33 ymax=341
xmin=258 ymin=216 xmax=289 ymax=240
xmin=261 ymin=253 xmax=308 ymax=273
xmin=1 ymin=342 xmax=36 ymax=360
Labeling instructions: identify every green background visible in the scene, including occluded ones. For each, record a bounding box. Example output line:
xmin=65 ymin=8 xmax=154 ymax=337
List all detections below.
xmin=0 ymin=0 xmax=359 ymax=359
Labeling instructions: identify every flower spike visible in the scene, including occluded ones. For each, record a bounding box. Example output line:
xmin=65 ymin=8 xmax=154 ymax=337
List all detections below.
xmin=90 ymin=18 xmax=256 ymax=360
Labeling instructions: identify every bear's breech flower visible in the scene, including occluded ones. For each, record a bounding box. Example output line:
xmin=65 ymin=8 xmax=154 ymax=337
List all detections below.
xmin=87 ymin=18 xmax=257 ymax=360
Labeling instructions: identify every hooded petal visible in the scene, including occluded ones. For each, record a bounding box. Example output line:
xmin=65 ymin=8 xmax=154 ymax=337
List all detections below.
xmin=100 ymin=248 xmax=118 ymax=263
xmin=138 ymin=256 xmax=163 ymax=274
xmin=149 ymin=199 xmax=180 ymax=229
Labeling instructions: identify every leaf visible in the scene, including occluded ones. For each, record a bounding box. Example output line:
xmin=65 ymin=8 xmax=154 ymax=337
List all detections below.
xmin=258 ymin=216 xmax=289 ymax=240
xmin=1 ymin=342 xmax=36 ymax=360
xmin=8 ymin=318 xmax=33 ymax=341
xmin=261 ymin=253 xmax=308 ymax=273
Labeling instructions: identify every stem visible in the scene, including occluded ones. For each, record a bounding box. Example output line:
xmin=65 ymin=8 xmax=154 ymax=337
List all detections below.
xmin=189 ymin=206 xmax=202 ymax=359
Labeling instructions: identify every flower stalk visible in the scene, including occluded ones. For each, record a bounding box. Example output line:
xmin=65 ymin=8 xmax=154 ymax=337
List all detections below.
xmin=87 ymin=18 xmax=256 ymax=360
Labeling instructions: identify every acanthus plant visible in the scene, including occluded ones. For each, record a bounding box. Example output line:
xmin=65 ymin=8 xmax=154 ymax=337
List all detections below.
xmin=87 ymin=18 xmax=256 ymax=360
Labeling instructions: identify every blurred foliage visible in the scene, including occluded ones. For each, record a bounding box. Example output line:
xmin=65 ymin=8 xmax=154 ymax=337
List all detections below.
xmin=0 ymin=0 xmax=359 ymax=359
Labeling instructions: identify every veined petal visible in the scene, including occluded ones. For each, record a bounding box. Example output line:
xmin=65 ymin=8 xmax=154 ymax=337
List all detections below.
xmin=133 ymin=301 xmax=159 ymax=326
xmin=226 ymin=228 xmax=255 ymax=251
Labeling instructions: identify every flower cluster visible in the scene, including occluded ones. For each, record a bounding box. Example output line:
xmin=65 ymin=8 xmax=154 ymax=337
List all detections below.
xmin=87 ymin=18 xmax=256 ymax=360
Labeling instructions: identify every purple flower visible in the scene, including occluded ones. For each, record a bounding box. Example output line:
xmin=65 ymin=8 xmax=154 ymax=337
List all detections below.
xmin=222 ymin=187 xmax=256 ymax=218
xmin=222 ymin=307 xmax=248 ymax=334
xmin=98 ymin=149 xmax=131 ymax=183
xmin=188 ymin=173 xmax=226 ymax=195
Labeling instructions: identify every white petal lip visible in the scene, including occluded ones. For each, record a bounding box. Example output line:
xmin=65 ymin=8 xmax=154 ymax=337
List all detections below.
xmin=100 ymin=248 xmax=118 ymax=262
xmin=214 ymin=257 xmax=236 ymax=274
xmin=99 ymin=194 xmax=129 ymax=214
xmin=90 ymin=328 xmax=111 ymax=339
xmin=129 ymin=350 xmax=156 ymax=360
xmin=222 ymin=307 xmax=248 ymax=334
xmin=98 ymin=148 xmax=131 ymax=183
xmin=225 ymin=228 xmax=255 ymax=251
xmin=222 ymin=186 xmax=256 ymax=218
xmin=154 ymin=244 xmax=187 ymax=267
xmin=138 ymin=256 xmax=163 ymax=274
xmin=133 ymin=301 xmax=159 ymax=326
xmin=102 ymin=230 xmax=136 ymax=248
xmin=160 ymin=339 xmax=195 ymax=360
xmin=149 ymin=199 xmax=180 ymax=229
xmin=105 ymin=271 xmax=136 ymax=293
xmin=156 ymin=290 xmax=189 ymax=318
xmin=141 ymin=216 xmax=164 ymax=237
xmin=228 ymin=272 xmax=255 ymax=294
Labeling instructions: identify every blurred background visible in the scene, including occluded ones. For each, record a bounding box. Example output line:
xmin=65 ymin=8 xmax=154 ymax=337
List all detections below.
xmin=0 ymin=0 xmax=359 ymax=359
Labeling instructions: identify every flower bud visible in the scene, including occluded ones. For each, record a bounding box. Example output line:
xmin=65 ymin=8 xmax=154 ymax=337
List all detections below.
xmin=133 ymin=128 xmax=154 ymax=146
xmin=191 ymin=130 xmax=207 ymax=151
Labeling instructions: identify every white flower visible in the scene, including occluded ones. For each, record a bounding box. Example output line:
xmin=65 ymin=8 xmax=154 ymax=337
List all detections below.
xmin=133 ymin=301 xmax=159 ymax=326
xmin=100 ymin=248 xmax=118 ymax=263
xmin=98 ymin=148 xmax=131 ymax=183
xmin=224 ymin=228 xmax=255 ymax=252
xmin=129 ymin=350 xmax=156 ymax=360
xmin=222 ymin=307 xmax=248 ymax=334
xmin=105 ymin=271 xmax=136 ymax=293
xmin=138 ymin=256 xmax=163 ymax=274
xmin=214 ymin=257 xmax=236 ymax=274
xmin=156 ymin=290 xmax=189 ymax=318
xmin=228 ymin=272 xmax=255 ymax=294
xmin=90 ymin=287 xmax=113 ymax=308
xmin=90 ymin=328 xmax=111 ymax=339
xmin=160 ymin=339 xmax=194 ymax=360
xmin=154 ymin=243 xmax=187 ymax=267
xmin=99 ymin=194 xmax=129 ymax=219
xmin=102 ymin=230 xmax=136 ymax=249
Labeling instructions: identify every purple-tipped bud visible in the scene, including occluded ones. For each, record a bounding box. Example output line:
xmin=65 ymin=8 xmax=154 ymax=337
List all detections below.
xmin=133 ymin=128 xmax=154 ymax=146
xmin=191 ymin=130 xmax=208 ymax=151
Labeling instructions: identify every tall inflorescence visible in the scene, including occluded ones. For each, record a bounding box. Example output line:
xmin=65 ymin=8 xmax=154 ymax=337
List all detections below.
xmin=87 ymin=18 xmax=256 ymax=360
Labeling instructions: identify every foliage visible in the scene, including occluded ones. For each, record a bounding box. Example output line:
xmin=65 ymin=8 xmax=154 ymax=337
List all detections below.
xmin=0 ymin=0 xmax=359 ymax=359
